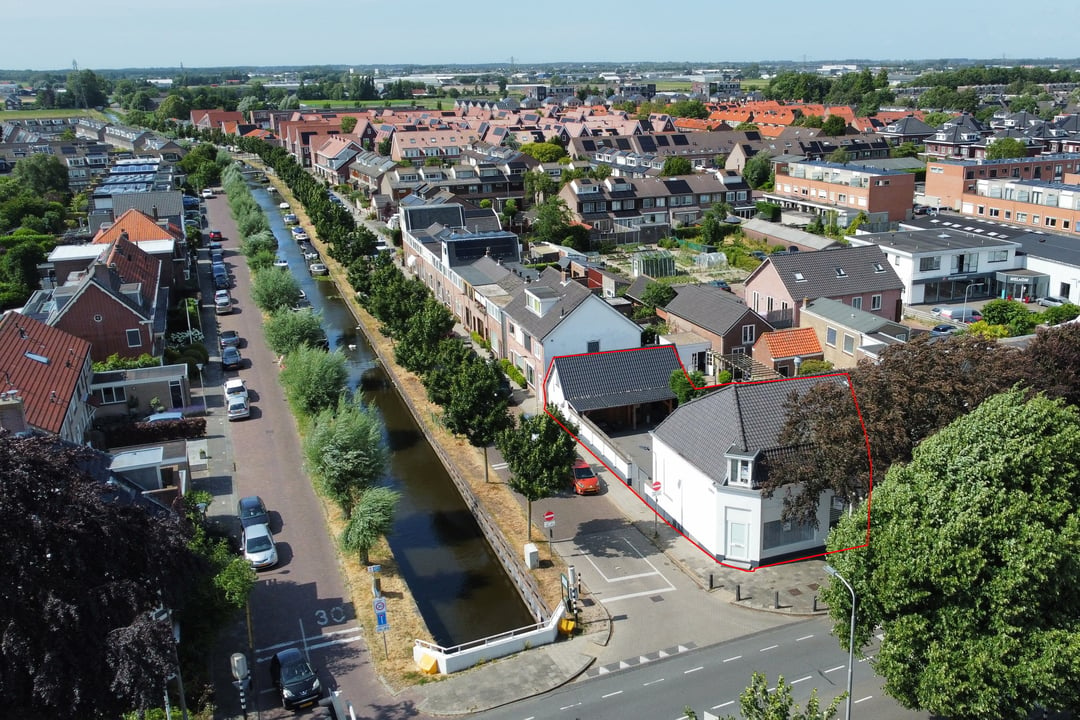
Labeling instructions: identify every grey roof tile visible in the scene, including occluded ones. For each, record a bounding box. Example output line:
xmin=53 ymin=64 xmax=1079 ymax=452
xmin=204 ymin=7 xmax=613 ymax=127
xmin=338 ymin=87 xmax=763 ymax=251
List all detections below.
xmin=765 ymin=245 xmax=903 ymax=300
xmin=663 ymin=284 xmax=760 ymax=336
xmin=551 ymin=345 xmax=682 ymax=412
xmin=503 ymin=267 xmax=592 ymax=340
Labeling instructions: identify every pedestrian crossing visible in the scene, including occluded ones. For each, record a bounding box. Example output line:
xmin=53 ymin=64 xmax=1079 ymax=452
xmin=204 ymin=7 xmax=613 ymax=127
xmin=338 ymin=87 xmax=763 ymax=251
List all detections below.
xmin=583 ymin=642 xmax=698 ymax=678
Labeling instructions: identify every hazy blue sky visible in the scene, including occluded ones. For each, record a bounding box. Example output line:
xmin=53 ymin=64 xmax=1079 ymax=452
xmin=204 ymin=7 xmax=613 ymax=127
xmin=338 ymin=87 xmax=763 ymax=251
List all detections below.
xmin=5 ymin=0 xmax=1080 ymax=71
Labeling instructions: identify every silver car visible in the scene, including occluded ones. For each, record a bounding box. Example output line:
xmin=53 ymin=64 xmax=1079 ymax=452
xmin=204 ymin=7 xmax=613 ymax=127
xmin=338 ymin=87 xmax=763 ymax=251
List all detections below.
xmin=242 ymin=523 xmax=277 ymax=569
xmin=1037 ymin=296 xmax=1069 ymax=307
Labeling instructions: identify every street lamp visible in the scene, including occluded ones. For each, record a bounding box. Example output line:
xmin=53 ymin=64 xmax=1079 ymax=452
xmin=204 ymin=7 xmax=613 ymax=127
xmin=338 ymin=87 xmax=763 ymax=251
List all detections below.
xmin=195 ymin=363 xmax=204 ymax=407
xmin=962 ymin=282 xmax=985 ymax=322
xmin=824 ymin=564 xmax=855 ymax=720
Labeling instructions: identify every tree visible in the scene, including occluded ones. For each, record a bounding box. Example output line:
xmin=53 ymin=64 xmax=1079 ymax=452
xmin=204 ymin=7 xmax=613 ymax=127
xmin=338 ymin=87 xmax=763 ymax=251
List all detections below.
xmin=890 ymin=141 xmax=921 ymax=158
xmin=768 ymin=335 xmax=1028 ymax=523
xmin=523 ymin=169 xmax=558 ymax=205
xmin=304 ymin=395 xmax=388 ymax=516
xmin=340 ymin=486 xmax=400 ymax=565
xmin=826 ymin=147 xmax=850 ymax=164
xmin=734 ymin=121 xmax=759 ymax=131
xmin=13 ymin=153 xmax=69 ymax=199
xmin=155 ymin=94 xmax=190 ymax=121
xmin=985 ymin=136 xmax=1028 ymax=160
xmin=660 ymin=156 xmax=693 ymax=176
xmin=443 ymin=359 xmax=513 ymax=483
xmin=66 ymin=69 xmax=108 ymax=108
xmin=250 ymin=266 xmax=302 ymax=313
xmin=979 ymin=298 xmax=1037 ymax=335
xmin=641 ymin=281 xmax=676 ymax=309
xmin=796 ymin=359 xmax=834 ymax=376
xmin=495 ymin=406 xmax=580 ymax=538
xmin=264 ymin=308 xmax=326 ymax=356
xmin=279 ymin=345 xmax=348 ymax=416
xmin=742 ymin=151 xmax=773 ymax=189
xmin=921 ymin=111 xmax=953 ymax=128
xmin=669 ymin=368 xmax=707 ymax=404
xmin=531 ymin=196 xmax=572 ymax=245
xmin=393 ymin=295 xmax=455 ymax=373
xmin=824 ymin=389 xmax=1080 ymax=719
xmin=377 ymin=137 xmax=392 ymax=156
xmin=0 ymin=434 xmax=207 ymax=717
xmin=821 ymin=114 xmax=847 ymax=136
xmin=518 ymin=142 xmax=568 ymax=163
xmin=712 ymin=672 xmax=842 ymax=720
xmin=1022 ymin=322 xmax=1080 ymax=407
xmin=236 ymin=95 xmax=264 ymax=113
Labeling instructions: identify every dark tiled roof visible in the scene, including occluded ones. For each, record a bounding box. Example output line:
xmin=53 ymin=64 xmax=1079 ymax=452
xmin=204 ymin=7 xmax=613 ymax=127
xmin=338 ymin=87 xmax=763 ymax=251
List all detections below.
xmin=664 ymin=284 xmax=758 ymax=336
xmin=550 ymin=345 xmax=682 ymax=412
xmin=765 ymin=245 xmax=903 ymax=300
xmin=503 ymin=267 xmax=592 ymax=340
xmin=653 ymin=375 xmax=849 ymax=481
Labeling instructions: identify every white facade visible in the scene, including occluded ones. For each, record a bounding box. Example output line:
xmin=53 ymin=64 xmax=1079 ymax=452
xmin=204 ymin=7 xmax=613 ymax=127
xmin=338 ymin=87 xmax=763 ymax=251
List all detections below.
xmin=537 ymin=297 xmax=642 ymax=377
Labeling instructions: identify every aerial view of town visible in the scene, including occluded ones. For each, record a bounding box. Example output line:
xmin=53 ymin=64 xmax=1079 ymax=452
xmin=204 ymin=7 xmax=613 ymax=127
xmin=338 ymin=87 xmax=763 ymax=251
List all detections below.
xmin=4 ymin=22 xmax=1080 ymax=720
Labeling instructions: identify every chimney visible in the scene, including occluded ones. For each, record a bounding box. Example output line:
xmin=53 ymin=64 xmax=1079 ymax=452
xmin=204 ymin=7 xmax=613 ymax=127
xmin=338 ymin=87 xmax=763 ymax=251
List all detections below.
xmin=119 ymin=229 xmax=128 ymax=243
xmin=803 ymin=297 xmax=809 ymax=308
xmin=151 ymin=205 xmax=158 ymax=219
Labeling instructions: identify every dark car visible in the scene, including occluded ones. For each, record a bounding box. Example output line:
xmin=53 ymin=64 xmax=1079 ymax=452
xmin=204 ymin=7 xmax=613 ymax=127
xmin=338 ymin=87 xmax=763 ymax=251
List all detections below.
xmin=930 ymin=323 xmax=960 ymax=337
xmin=237 ymin=495 xmax=269 ymax=529
xmin=219 ymin=329 xmax=242 ymax=350
xmin=270 ymin=649 xmax=322 ymax=711
xmin=708 ymin=279 xmax=732 ymax=291
xmin=222 ymin=346 xmax=243 ymax=370
xmin=207 ymin=229 xmax=223 ymax=241
xmin=213 ymin=273 xmax=231 ymax=290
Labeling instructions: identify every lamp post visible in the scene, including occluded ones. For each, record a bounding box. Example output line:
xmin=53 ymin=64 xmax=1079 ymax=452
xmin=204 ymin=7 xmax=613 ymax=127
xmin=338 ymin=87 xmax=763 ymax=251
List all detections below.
xmin=824 ymin=564 xmax=855 ymax=720
xmin=195 ymin=363 xmax=204 ymax=407
xmin=962 ymin=282 xmax=985 ymax=322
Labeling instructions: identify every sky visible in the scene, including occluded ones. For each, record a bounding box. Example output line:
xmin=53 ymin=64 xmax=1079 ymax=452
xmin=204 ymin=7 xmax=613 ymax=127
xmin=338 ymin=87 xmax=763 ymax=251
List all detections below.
xmin=5 ymin=0 xmax=1080 ymax=71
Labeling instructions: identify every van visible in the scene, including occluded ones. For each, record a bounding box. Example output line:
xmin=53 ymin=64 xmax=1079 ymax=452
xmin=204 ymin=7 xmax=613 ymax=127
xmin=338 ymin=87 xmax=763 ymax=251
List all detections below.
xmin=932 ymin=306 xmax=983 ymax=323
xmin=142 ymin=411 xmax=185 ymax=423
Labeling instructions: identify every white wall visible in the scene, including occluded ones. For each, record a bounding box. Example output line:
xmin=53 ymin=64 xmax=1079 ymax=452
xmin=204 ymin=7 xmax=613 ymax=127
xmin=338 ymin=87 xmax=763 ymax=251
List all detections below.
xmin=543 ymin=295 xmax=642 ymax=367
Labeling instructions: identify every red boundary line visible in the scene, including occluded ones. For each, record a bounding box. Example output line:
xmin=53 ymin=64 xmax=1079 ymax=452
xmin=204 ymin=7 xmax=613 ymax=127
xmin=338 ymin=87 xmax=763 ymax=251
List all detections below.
xmin=539 ymin=346 xmax=872 ymax=573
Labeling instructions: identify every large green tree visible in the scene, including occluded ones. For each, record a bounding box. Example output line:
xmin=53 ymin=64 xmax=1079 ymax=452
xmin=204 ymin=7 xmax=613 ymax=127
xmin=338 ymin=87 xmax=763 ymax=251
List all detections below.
xmin=518 ymin=142 xmax=567 ymax=163
xmin=0 ymin=435 xmax=206 ymax=717
xmin=742 ymin=151 xmax=773 ymax=189
xmin=264 ymin=308 xmax=327 ymax=356
xmin=442 ymin=358 xmax=513 ymax=483
xmin=304 ymin=396 xmax=388 ymax=516
xmin=985 ymin=136 xmax=1029 ymax=160
xmin=496 ymin=405 xmax=580 ymax=538
xmin=13 ymin=153 xmax=69 ymax=199
xmin=660 ymin=156 xmax=693 ymax=176
xmin=280 ymin=345 xmax=348 ymax=416
xmin=821 ymin=114 xmax=847 ymax=136
xmin=250 ymin=266 xmax=302 ymax=313
xmin=824 ymin=389 xmax=1080 ymax=719
xmin=340 ymin=487 xmax=400 ymax=565
xmin=531 ymin=196 xmax=572 ymax=246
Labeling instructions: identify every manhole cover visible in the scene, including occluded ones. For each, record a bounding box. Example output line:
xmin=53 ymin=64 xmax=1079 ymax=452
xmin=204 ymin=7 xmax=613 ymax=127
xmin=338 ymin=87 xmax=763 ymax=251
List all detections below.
xmin=788 ymin=588 xmax=802 ymax=596
xmin=650 ymin=594 xmax=664 ymax=603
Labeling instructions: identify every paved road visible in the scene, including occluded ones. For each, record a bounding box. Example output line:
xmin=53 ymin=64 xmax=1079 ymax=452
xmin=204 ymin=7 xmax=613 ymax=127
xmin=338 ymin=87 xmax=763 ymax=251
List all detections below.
xmin=201 ymin=192 xmax=406 ymax=719
xmin=473 ymin=617 xmax=926 ymax=720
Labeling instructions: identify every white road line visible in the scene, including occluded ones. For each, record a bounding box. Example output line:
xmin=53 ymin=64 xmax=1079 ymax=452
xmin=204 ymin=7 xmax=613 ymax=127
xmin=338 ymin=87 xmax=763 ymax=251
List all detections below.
xmin=602 ymin=691 xmax=623 ymax=699
xmin=602 ymin=587 xmax=676 ymax=603
xmin=722 ymin=655 xmax=742 ymax=663
xmin=824 ymin=664 xmax=845 ymax=674
xmin=684 ymin=666 xmax=704 ymax=674
xmin=559 ymin=702 xmax=581 ymax=710
xmin=254 ymin=626 xmax=363 ymax=660
xmin=643 ymin=678 xmax=665 ymax=686
xmin=608 ymin=570 xmax=664 ymax=582
xmin=854 ymin=696 xmax=873 ymax=704
xmin=790 ymin=675 xmax=813 ymax=685
xmin=760 ymin=644 xmax=779 ymax=652
xmin=491 ymin=462 xmax=508 ymax=470
xmin=859 ymin=655 xmax=874 ymax=662
xmin=795 ymin=634 xmax=814 ymax=642
xmin=712 ymin=701 xmax=735 ymax=710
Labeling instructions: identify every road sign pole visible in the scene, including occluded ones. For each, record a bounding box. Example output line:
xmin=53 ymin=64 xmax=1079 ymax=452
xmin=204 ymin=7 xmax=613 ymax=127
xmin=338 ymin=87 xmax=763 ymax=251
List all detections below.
xmin=651 ymin=481 xmax=662 ymax=538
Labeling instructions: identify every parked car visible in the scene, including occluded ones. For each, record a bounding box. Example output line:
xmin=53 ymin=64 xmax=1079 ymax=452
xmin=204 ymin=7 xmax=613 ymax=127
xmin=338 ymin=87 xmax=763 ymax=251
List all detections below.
xmin=930 ymin=323 xmax=960 ymax=337
xmin=309 ymin=263 xmax=328 ymax=276
xmin=224 ymin=377 xmax=248 ymax=403
xmin=219 ymin=329 xmax=242 ymax=350
xmin=227 ymin=395 xmax=250 ymax=421
xmin=210 ymin=250 xmax=224 ymax=265
xmin=237 ymin=495 xmax=269 ymax=529
xmin=242 ymin=523 xmax=277 ymax=569
xmin=222 ymin=346 xmax=243 ymax=370
xmin=207 ymin=229 xmax=223 ymax=241
xmin=269 ymin=648 xmax=321 ymax=711
xmin=751 ymin=250 xmax=768 ymax=261
xmin=1037 ymin=296 xmax=1070 ymax=307
xmin=206 ymin=240 xmax=223 ymax=252
xmin=141 ymin=411 xmax=185 ymax=424
xmin=214 ymin=293 xmax=232 ymax=315
xmin=572 ymin=459 xmax=600 ymax=495
xmin=931 ymin=306 xmax=983 ymax=323
xmin=213 ymin=273 xmax=231 ymax=290
xmin=201 ymin=188 xmax=214 ymax=199
xmin=708 ymin=279 xmax=732 ymax=291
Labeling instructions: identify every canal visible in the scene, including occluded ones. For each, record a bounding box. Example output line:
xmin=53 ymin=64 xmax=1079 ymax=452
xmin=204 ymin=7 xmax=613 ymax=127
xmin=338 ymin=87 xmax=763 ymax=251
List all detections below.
xmin=254 ymin=187 xmax=534 ymax=647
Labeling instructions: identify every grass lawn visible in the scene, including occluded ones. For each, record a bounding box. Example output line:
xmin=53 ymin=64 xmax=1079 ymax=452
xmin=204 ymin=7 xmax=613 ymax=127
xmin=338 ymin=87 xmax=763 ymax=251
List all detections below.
xmin=653 ymin=80 xmax=694 ymax=92
xmin=0 ymin=108 xmax=109 ymax=121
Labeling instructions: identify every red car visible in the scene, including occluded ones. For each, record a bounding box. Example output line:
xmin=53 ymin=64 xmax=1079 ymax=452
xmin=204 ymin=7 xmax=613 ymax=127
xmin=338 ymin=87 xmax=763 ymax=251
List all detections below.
xmin=572 ymin=459 xmax=599 ymax=495
xmin=207 ymin=229 xmax=223 ymax=241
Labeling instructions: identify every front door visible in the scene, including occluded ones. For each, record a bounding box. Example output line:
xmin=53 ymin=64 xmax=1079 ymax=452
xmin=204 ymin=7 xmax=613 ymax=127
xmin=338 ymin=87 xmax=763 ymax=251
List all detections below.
xmin=726 ymin=511 xmax=751 ymax=561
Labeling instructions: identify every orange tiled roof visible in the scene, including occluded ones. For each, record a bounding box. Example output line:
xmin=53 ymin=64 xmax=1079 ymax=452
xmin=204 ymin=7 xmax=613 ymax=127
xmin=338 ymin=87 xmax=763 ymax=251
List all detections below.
xmin=92 ymin=209 xmax=184 ymax=244
xmin=105 ymin=236 xmax=161 ymax=308
xmin=758 ymin=327 xmax=822 ymax=360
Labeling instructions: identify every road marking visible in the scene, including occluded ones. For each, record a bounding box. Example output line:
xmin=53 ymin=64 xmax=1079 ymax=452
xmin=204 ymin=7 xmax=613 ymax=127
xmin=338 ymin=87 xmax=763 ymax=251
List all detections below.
xmin=712 ymin=701 xmax=735 ymax=710
xmin=854 ymin=696 xmax=873 ymax=704
xmin=824 ymin=664 xmax=845 ymax=674
xmin=602 ymin=691 xmax=623 ymax=699
xmin=859 ymin=655 xmax=874 ymax=662
xmin=643 ymin=678 xmax=665 ymax=686
xmin=796 ymin=634 xmax=814 ymax=642
xmin=559 ymin=702 xmax=581 ymax=710
xmin=254 ymin=626 xmax=363 ymax=660
xmin=684 ymin=666 xmax=704 ymax=674
xmin=722 ymin=655 xmax=742 ymax=663
xmin=491 ymin=462 xmax=508 ymax=470
xmin=790 ymin=675 xmax=812 ymax=685
xmin=760 ymin=644 xmax=779 ymax=652
xmin=602 ymin=587 xmax=676 ymax=603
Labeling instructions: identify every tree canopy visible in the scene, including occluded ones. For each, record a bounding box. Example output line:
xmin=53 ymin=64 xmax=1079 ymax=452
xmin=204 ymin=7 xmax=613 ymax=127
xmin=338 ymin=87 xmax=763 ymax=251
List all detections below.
xmin=660 ymin=156 xmax=694 ymax=176
xmin=742 ymin=151 xmax=773 ymax=189
xmin=985 ymin=136 xmax=1029 ymax=160
xmin=0 ymin=434 xmax=206 ymax=717
xmin=519 ymin=142 xmax=568 ymax=163
xmin=824 ymin=389 xmax=1080 ymax=719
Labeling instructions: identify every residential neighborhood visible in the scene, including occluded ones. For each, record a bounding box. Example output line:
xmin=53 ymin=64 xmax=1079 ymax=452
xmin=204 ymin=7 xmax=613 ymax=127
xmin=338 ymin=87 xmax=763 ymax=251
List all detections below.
xmin=5 ymin=48 xmax=1080 ymax=720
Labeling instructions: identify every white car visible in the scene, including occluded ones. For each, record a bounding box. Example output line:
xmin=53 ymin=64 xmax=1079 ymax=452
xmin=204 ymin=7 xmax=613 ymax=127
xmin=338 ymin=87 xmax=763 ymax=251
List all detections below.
xmin=223 ymin=377 xmax=248 ymax=403
xmin=201 ymin=188 xmax=214 ymax=199
xmin=227 ymin=395 xmax=250 ymax=421
xmin=242 ymin=523 xmax=277 ymax=568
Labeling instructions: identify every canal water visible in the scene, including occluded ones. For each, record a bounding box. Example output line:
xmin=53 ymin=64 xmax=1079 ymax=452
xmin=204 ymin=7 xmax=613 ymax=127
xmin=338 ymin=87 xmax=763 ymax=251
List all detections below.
xmin=254 ymin=187 xmax=533 ymax=646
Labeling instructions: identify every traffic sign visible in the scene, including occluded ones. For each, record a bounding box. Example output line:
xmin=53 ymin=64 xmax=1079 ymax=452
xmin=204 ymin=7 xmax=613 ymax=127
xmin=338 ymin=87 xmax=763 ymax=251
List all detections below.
xmin=367 ymin=564 xmax=381 ymax=573
xmin=544 ymin=511 xmax=555 ymax=522
xmin=373 ymin=597 xmax=389 ymax=632
xmin=651 ymin=480 xmax=661 ymax=493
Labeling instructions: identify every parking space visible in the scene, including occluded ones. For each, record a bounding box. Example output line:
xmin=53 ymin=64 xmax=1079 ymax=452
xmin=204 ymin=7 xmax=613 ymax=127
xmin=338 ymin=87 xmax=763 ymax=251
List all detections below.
xmin=565 ymin=525 xmax=676 ymax=603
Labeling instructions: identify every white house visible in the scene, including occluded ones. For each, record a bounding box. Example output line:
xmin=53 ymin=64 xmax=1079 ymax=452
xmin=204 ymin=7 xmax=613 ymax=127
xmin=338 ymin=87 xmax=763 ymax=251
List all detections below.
xmin=650 ymin=375 xmax=848 ymax=567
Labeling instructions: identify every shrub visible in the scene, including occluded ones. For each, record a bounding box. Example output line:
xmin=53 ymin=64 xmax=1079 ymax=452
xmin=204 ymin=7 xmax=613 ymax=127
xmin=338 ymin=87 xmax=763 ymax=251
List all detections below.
xmin=250 ymin=266 xmax=301 ymax=312
xmin=499 ymin=359 xmax=526 ymax=388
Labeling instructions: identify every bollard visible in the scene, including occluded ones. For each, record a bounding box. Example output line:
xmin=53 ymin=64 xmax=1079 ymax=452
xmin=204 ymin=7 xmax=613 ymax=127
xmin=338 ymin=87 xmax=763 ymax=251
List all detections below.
xmin=735 ymin=584 xmax=741 ymax=602
xmin=774 ymin=591 xmax=780 ymax=609
xmin=813 ymin=595 xmax=818 ymax=612
xmin=709 ymin=573 xmax=714 ymax=590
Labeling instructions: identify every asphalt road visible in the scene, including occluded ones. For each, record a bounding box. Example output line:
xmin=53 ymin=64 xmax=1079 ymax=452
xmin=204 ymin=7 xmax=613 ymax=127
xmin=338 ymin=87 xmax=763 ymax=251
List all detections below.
xmin=473 ymin=617 xmax=926 ymax=720
xmin=201 ymin=192 xmax=405 ymax=719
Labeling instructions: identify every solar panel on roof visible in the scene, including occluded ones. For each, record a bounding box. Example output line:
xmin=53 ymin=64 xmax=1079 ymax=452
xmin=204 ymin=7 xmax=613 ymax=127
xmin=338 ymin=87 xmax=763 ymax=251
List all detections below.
xmin=672 ymin=135 xmax=689 ymax=146
xmin=616 ymin=138 xmax=631 ymax=150
xmin=639 ymin=137 xmax=656 ymax=152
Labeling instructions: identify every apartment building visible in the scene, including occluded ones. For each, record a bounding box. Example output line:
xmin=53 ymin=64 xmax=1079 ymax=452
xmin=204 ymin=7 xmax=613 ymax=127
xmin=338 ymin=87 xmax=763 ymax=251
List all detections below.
xmin=763 ymin=160 xmax=916 ymax=230
xmin=924 ymin=154 xmax=1080 ymax=210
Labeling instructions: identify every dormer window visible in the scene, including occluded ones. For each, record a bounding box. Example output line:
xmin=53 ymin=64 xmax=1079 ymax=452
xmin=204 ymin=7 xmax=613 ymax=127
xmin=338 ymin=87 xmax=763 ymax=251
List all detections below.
xmin=873 ymin=262 xmax=884 ymax=273
xmin=835 ymin=267 xmax=847 ymax=278
xmin=794 ymin=272 xmax=806 ymax=282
